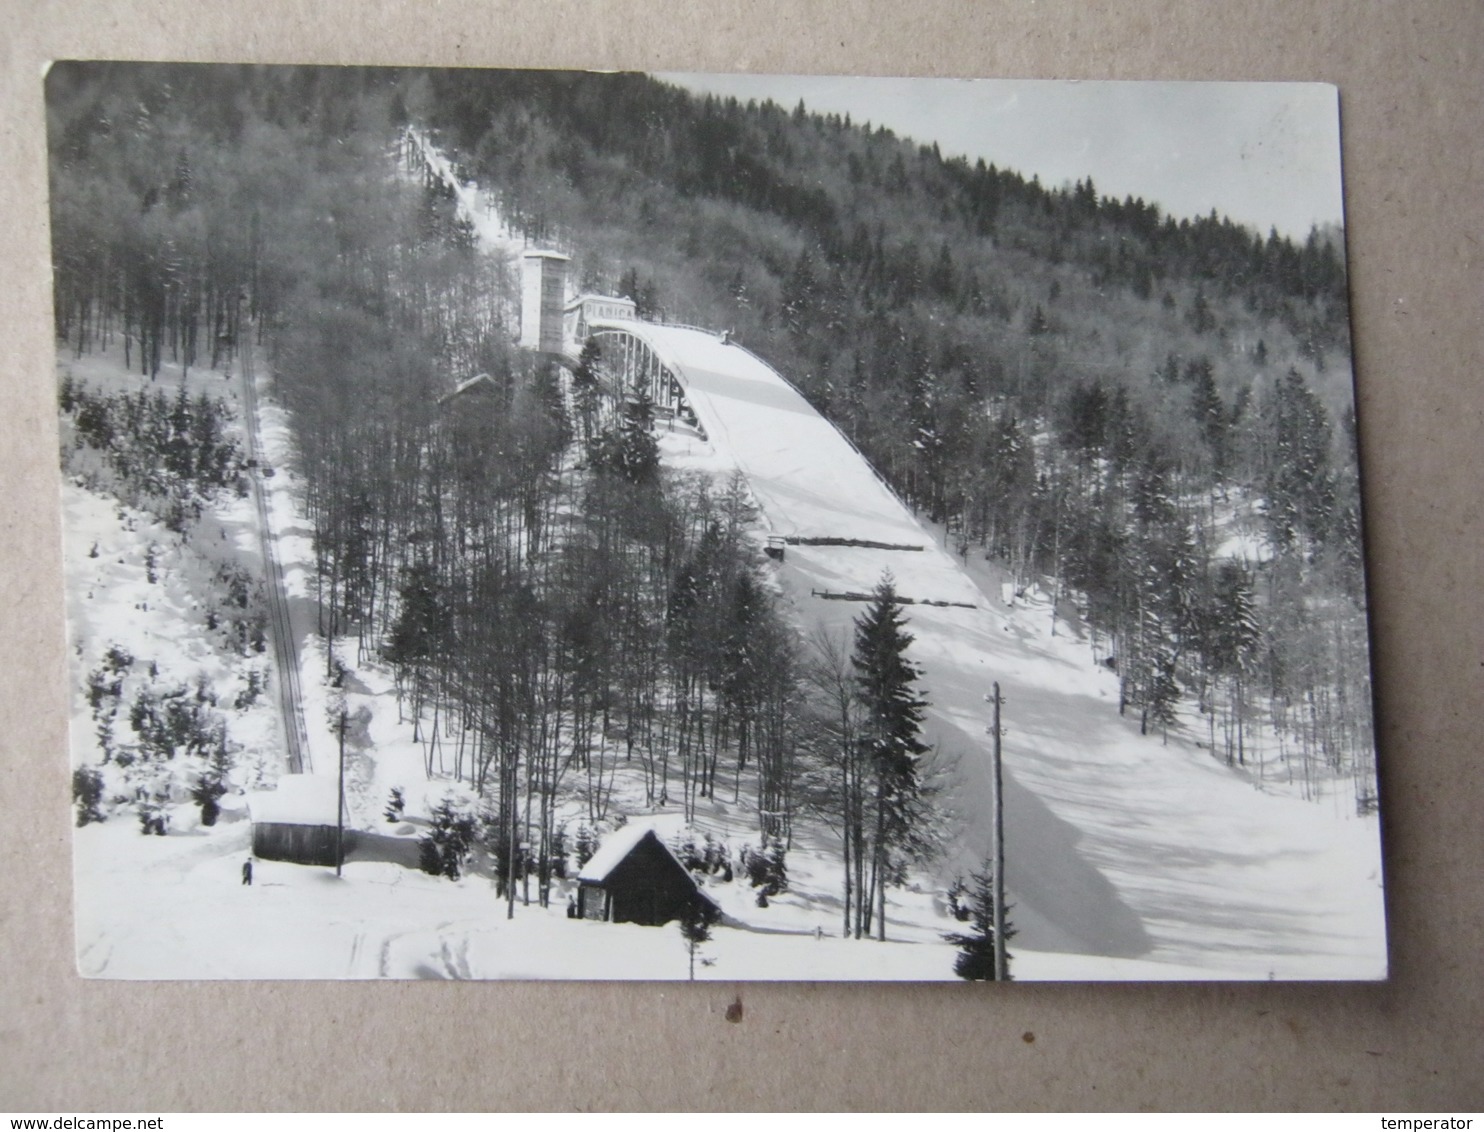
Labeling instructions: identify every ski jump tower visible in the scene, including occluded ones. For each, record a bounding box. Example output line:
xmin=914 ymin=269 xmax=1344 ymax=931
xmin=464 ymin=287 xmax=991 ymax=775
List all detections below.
xmin=519 ymin=249 xmax=570 ymax=353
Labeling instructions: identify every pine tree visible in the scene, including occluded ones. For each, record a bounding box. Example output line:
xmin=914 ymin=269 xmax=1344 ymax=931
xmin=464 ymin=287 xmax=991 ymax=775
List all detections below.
xmin=384 ymin=786 xmax=406 ymax=823
xmin=852 ymin=574 xmax=931 ymax=940
xmin=742 ymin=836 xmax=788 ymax=899
xmin=1209 ymin=562 xmax=1261 ymax=765
xmin=418 ymin=796 xmax=477 ymax=880
xmin=1156 ymin=353 xmax=1181 ymax=385
xmin=1145 ymin=646 xmax=1181 ymax=739
xmin=385 ymin=562 xmax=446 ymax=742
xmin=574 ymin=823 xmax=597 ymax=868
xmin=572 ymin=337 xmax=602 ymax=447
xmin=781 ymin=248 xmax=817 ymax=336
xmin=1187 ymin=285 xmax=1217 ymax=334
xmin=190 ymin=735 xmax=231 ymax=825
xmin=593 ymin=390 xmax=660 ymax=485
xmin=1190 ymin=363 xmax=1228 ymax=476
xmin=944 ymin=860 xmax=1015 ymax=980
xmin=73 ymin=766 xmax=105 ymax=826
xmin=1265 ymin=368 xmax=1335 ymax=550
xmin=679 ymin=898 xmax=717 ymax=980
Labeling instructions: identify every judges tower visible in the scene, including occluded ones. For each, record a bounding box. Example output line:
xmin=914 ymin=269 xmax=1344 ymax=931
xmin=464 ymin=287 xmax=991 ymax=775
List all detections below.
xmin=519 ymin=250 xmax=570 ymax=353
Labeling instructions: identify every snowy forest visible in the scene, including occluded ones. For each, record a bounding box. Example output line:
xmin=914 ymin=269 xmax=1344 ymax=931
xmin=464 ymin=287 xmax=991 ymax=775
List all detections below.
xmin=50 ymin=63 xmax=1384 ymax=981
xmin=420 ymin=69 xmax=1373 ymax=800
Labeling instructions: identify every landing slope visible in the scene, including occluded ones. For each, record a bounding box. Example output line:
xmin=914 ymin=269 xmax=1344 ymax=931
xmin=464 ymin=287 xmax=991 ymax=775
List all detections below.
xmin=607 ymin=319 xmax=1386 ymax=978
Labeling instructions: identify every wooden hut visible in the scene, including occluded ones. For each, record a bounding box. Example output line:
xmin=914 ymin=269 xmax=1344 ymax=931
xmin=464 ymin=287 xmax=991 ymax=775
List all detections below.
xmin=246 ymin=774 xmax=350 ymax=867
xmin=577 ymin=826 xmax=717 ymax=926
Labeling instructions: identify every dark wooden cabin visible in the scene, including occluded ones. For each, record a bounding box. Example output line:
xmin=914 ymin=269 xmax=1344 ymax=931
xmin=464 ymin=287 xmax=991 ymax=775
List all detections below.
xmin=577 ymin=826 xmax=717 ymax=926
xmin=247 ymin=774 xmax=351 ymax=867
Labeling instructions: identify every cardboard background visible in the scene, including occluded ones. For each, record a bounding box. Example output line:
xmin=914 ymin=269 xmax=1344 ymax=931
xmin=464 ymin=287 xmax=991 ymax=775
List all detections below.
xmin=2 ymin=1 xmax=1481 ymax=1111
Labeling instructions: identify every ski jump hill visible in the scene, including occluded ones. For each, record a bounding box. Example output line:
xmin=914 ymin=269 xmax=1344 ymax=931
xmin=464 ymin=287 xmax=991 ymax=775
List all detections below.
xmin=585 ymin=318 xmax=1386 ymax=978
xmin=414 ymin=130 xmax=1379 ymax=975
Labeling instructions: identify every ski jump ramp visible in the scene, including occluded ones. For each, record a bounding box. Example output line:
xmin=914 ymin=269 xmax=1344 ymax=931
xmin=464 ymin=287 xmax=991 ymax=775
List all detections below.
xmin=583 ymin=319 xmax=1386 ymax=977
xmin=589 ymin=319 xmax=981 ymax=604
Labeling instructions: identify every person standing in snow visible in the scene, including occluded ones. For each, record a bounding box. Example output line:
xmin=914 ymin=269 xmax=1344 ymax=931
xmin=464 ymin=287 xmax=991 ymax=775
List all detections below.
xmin=242 ymin=858 xmax=253 ymax=886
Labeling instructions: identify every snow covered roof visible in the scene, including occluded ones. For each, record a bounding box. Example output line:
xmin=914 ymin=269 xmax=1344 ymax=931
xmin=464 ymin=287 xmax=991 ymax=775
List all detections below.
xmin=521 ymin=248 xmax=570 ymax=261
xmin=578 ymin=824 xmax=677 ymax=883
xmin=564 ymin=292 xmax=636 ymax=312
xmin=436 ymin=372 xmax=495 ymax=405
xmin=247 ymin=775 xmax=343 ymax=827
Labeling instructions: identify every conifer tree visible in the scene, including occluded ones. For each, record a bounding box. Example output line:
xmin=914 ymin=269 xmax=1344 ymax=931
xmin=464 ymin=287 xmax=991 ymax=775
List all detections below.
xmin=419 ymin=797 xmax=477 ymax=880
xmin=945 ymin=860 xmax=1015 ymax=980
xmin=386 ymin=562 xmax=447 ymax=742
xmin=679 ymin=898 xmax=717 ymax=980
xmin=1187 ymin=286 xmax=1217 ymax=334
xmin=1209 ymin=562 xmax=1261 ymax=764
xmin=852 ymin=574 xmax=931 ymax=940
xmin=572 ymin=337 xmax=602 ymax=447
xmin=1265 ymin=368 xmax=1335 ymax=549
xmin=73 ymin=766 xmax=105 ymax=827
xmin=1190 ymin=363 xmax=1229 ymax=476
xmin=594 ymin=389 xmax=660 ymax=485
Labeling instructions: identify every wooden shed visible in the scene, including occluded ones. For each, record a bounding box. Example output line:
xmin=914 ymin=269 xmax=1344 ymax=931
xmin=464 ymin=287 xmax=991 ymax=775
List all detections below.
xmin=577 ymin=826 xmax=717 ymax=926
xmin=246 ymin=774 xmax=351 ymax=867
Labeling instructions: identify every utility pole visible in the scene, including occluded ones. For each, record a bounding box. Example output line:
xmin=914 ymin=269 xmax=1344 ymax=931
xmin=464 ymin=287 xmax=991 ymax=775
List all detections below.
xmin=991 ymin=681 xmax=1008 ymax=981
xmin=507 ymin=766 xmax=518 ymax=921
xmin=336 ymin=707 xmax=347 ymax=878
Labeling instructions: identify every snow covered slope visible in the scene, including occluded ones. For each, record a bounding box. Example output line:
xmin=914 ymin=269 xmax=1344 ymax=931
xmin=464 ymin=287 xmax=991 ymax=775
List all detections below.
xmin=604 ymin=320 xmax=1386 ymax=978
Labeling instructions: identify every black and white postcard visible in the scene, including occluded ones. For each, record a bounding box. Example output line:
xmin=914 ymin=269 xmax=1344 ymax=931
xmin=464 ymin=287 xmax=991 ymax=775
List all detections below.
xmin=50 ymin=64 xmax=1385 ymax=979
